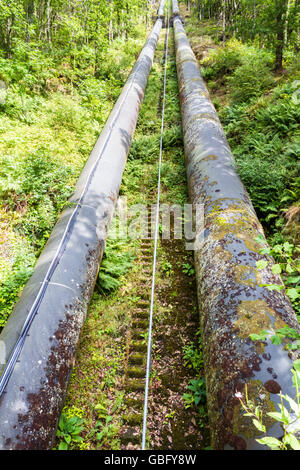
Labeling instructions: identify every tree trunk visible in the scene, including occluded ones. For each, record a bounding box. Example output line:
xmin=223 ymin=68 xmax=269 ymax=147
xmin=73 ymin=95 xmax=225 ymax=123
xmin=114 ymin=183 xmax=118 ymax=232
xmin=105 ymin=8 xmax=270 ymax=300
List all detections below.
xmin=253 ymin=0 xmax=256 ymax=39
xmin=198 ymin=0 xmax=202 ymax=20
xmin=275 ymin=0 xmax=287 ymax=71
xmin=284 ymin=0 xmax=291 ymax=45
xmin=222 ymin=0 xmax=226 ymax=44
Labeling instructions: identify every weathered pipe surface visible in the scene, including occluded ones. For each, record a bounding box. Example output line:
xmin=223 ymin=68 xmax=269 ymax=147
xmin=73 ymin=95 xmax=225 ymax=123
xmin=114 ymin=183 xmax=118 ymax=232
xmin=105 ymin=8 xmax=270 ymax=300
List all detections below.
xmin=173 ymin=12 xmax=299 ymax=450
xmin=0 ymin=18 xmax=162 ymax=450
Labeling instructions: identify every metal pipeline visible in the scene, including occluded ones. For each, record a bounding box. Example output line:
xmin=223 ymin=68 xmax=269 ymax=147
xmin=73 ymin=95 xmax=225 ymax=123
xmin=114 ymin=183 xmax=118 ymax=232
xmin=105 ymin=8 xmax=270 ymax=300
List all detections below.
xmin=0 ymin=13 xmax=162 ymax=449
xmin=173 ymin=4 xmax=299 ymax=450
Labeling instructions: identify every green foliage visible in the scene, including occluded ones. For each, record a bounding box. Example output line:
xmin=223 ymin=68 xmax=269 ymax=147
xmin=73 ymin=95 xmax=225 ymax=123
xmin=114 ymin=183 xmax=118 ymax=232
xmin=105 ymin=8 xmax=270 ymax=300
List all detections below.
xmin=229 ymin=57 xmax=274 ymax=103
xmin=237 ymin=361 xmax=300 ymax=450
xmin=97 ymin=238 xmax=135 ymax=293
xmin=183 ymin=378 xmax=206 ymax=408
xmin=56 ymin=413 xmax=84 ymax=450
xmin=162 ymin=126 xmax=183 ymax=149
xmin=255 ymin=237 xmax=300 ymax=316
xmin=0 ymin=0 xmax=151 ymax=57
xmin=0 ymin=265 xmax=33 ymax=329
xmin=160 ymin=260 xmax=173 ymax=277
xmin=220 ymin=82 xmax=300 ymax=225
xmin=44 ymin=93 xmax=99 ymax=135
xmin=189 ymin=0 xmax=300 ymax=71
xmin=182 ymin=333 xmax=207 ymax=423
xmin=0 ymin=1 xmax=148 ymax=330
xmin=250 ymin=325 xmax=300 ymax=350
xmin=201 ymin=41 xmax=244 ymax=81
xmin=182 ymin=263 xmax=195 ymax=277
xmin=237 ymin=155 xmax=287 ymax=220
xmin=0 ymin=150 xmax=73 ymax=248
xmin=128 ymin=133 xmax=160 ymax=163
xmin=183 ymin=340 xmax=204 ymax=370
xmin=87 ymin=416 xmax=119 ymax=448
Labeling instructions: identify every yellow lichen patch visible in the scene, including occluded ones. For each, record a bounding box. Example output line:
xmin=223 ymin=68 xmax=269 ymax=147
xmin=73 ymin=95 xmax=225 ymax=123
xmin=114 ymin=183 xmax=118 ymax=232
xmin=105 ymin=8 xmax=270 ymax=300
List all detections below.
xmin=234 ymin=299 xmax=275 ymax=339
xmin=234 ymin=265 xmax=261 ymax=288
xmin=189 ymin=112 xmax=219 ymax=123
xmin=201 ymin=154 xmax=218 ymax=161
xmin=208 ymin=205 xmax=263 ymax=253
xmin=232 ymin=380 xmax=276 ymax=439
xmin=213 ymin=246 xmax=233 ymax=264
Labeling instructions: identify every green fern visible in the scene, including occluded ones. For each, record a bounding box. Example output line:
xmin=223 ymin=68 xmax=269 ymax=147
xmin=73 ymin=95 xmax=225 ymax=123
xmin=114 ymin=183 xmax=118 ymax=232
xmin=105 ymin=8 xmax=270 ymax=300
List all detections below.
xmin=97 ymin=239 xmax=134 ymax=294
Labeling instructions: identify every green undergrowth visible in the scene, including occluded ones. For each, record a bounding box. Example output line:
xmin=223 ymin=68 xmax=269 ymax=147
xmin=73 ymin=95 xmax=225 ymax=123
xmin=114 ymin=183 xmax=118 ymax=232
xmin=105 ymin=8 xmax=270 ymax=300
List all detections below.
xmin=97 ymin=238 xmax=136 ymax=294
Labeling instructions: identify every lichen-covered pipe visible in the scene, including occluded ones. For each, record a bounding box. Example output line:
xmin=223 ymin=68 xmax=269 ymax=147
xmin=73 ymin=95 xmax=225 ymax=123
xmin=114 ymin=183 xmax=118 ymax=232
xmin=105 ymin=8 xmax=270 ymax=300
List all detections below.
xmin=0 ymin=16 xmax=162 ymax=450
xmin=173 ymin=8 xmax=299 ymax=450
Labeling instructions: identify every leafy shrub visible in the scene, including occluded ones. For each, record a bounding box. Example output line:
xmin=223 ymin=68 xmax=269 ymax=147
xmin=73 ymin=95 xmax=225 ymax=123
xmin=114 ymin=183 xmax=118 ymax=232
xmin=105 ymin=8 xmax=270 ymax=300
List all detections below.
xmin=236 ymin=152 xmax=287 ymax=220
xmin=0 ymin=88 xmax=44 ymax=123
xmin=128 ymin=133 xmax=160 ymax=162
xmin=97 ymin=238 xmax=134 ymax=293
xmin=0 ymin=267 xmax=33 ymax=329
xmin=202 ymin=39 xmax=274 ymax=100
xmin=43 ymin=93 xmax=98 ymax=136
xmin=0 ymin=230 xmax=35 ymax=329
xmin=221 ymin=82 xmax=299 ymax=227
xmin=0 ymin=149 xmax=73 ymax=248
xmin=78 ymin=77 xmax=110 ymax=123
xmin=229 ymin=56 xmax=274 ymax=103
xmin=255 ymin=100 xmax=300 ymax=137
xmin=162 ymin=125 xmax=183 ymax=148
xmin=56 ymin=413 xmax=84 ymax=450
xmin=201 ymin=40 xmax=244 ymax=80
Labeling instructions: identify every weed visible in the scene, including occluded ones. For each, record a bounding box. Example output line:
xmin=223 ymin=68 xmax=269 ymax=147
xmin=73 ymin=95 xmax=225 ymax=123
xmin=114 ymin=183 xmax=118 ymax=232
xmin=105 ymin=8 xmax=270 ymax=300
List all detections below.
xmin=182 ymin=263 xmax=195 ymax=277
xmin=238 ymin=354 xmax=300 ymax=449
xmin=183 ymin=378 xmax=206 ymax=409
xmin=56 ymin=413 xmax=84 ymax=450
xmin=255 ymin=236 xmax=300 ymax=318
xmin=160 ymin=260 xmax=173 ymax=277
xmin=183 ymin=341 xmax=204 ymax=370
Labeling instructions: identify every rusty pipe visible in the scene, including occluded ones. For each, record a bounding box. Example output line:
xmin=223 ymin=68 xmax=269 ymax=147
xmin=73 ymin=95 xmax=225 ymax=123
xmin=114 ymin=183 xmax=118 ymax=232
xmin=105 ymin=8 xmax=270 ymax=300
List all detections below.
xmin=0 ymin=14 xmax=163 ymax=450
xmin=173 ymin=7 xmax=299 ymax=450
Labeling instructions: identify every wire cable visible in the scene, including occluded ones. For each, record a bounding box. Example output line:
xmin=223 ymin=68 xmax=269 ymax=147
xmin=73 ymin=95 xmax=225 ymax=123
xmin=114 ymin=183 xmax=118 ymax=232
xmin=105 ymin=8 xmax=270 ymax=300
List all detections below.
xmin=141 ymin=5 xmax=170 ymax=451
